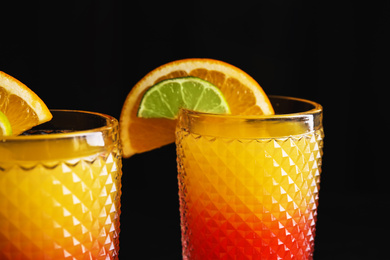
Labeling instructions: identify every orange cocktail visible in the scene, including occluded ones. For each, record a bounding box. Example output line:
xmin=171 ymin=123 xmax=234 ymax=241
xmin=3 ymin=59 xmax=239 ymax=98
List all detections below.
xmin=0 ymin=110 xmax=122 ymax=259
xmin=176 ymin=96 xmax=323 ymax=259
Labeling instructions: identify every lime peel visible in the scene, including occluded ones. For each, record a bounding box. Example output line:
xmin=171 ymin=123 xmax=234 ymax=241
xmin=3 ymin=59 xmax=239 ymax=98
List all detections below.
xmin=0 ymin=111 xmax=13 ymax=137
xmin=137 ymin=77 xmax=231 ymax=119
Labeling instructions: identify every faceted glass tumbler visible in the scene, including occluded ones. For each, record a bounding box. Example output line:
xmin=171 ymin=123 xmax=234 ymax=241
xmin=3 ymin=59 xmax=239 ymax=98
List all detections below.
xmin=176 ymin=96 xmax=324 ymax=260
xmin=0 ymin=110 xmax=122 ymax=259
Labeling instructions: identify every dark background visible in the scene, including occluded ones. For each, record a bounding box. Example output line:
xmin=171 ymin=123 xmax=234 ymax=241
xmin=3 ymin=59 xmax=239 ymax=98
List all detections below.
xmin=1 ymin=1 xmax=387 ymax=259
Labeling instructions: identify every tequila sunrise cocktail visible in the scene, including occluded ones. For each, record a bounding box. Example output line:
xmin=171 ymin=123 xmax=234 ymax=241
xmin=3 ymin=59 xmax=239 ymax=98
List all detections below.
xmin=115 ymin=58 xmax=325 ymax=259
xmin=0 ymin=110 xmax=122 ymax=259
xmin=176 ymin=96 xmax=323 ymax=259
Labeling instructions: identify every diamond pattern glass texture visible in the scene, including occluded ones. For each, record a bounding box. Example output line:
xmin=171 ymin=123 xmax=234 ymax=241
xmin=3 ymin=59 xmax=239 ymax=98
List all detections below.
xmin=0 ymin=111 xmax=122 ymax=260
xmin=176 ymin=96 xmax=324 ymax=260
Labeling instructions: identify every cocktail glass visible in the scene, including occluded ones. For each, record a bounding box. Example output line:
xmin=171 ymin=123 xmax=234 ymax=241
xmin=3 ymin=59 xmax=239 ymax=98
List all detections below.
xmin=176 ymin=96 xmax=323 ymax=259
xmin=0 ymin=110 xmax=122 ymax=259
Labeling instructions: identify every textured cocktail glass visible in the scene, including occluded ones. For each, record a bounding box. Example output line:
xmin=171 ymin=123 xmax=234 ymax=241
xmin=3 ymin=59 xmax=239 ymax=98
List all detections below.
xmin=176 ymin=96 xmax=323 ymax=259
xmin=0 ymin=110 xmax=122 ymax=259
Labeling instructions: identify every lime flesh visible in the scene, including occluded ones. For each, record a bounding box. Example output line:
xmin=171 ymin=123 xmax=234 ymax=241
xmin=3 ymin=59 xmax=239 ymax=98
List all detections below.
xmin=137 ymin=77 xmax=231 ymax=119
xmin=0 ymin=111 xmax=13 ymax=136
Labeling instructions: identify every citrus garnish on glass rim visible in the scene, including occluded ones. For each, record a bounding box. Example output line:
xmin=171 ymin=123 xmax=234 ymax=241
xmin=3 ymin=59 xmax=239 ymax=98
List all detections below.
xmin=119 ymin=58 xmax=274 ymax=158
xmin=0 ymin=71 xmax=52 ymax=136
xmin=137 ymin=76 xmax=230 ymax=119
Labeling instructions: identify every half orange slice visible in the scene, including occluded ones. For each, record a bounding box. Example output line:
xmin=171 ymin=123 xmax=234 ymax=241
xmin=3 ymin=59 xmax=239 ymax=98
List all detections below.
xmin=120 ymin=58 xmax=274 ymax=158
xmin=0 ymin=71 xmax=52 ymax=136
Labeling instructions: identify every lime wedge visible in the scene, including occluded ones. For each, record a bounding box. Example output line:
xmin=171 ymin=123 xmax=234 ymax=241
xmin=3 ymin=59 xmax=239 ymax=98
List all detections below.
xmin=137 ymin=77 xmax=231 ymax=119
xmin=0 ymin=111 xmax=13 ymax=136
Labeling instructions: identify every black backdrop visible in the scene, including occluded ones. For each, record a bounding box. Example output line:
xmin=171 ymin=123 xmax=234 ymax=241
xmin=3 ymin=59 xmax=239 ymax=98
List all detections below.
xmin=1 ymin=1 xmax=387 ymax=259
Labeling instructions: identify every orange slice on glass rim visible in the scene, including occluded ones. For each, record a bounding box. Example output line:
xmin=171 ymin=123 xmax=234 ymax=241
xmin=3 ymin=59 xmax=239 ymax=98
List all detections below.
xmin=119 ymin=58 xmax=274 ymax=158
xmin=0 ymin=71 xmax=52 ymax=136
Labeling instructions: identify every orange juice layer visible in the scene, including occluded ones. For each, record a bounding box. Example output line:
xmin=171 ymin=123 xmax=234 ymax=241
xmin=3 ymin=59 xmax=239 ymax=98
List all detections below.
xmin=0 ymin=145 xmax=122 ymax=259
xmin=177 ymin=128 xmax=323 ymax=260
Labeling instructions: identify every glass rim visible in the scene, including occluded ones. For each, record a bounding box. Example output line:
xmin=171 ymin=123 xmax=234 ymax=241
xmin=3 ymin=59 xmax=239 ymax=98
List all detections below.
xmin=1 ymin=109 xmax=118 ymax=142
xmin=182 ymin=95 xmax=322 ymax=120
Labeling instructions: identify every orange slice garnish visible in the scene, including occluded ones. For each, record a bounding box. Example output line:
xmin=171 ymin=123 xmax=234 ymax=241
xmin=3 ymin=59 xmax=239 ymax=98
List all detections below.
xmin=119 ymin=58 xmax=274 ymax=157
xmin=0 ymin=71 xmax=52 ymax=135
